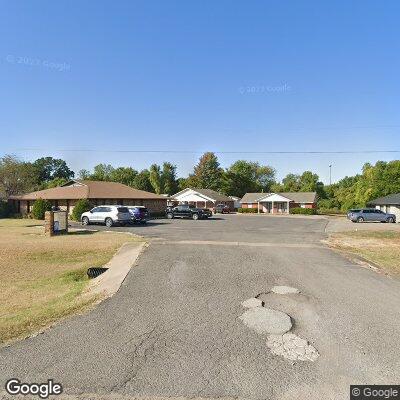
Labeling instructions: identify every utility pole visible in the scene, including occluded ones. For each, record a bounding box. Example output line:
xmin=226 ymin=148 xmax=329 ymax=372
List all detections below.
xmin=329 ymin=164 xmax=332 ymax=186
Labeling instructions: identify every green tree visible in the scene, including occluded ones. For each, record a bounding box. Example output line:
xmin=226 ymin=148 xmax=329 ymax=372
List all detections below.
xmin=298 ymin=171 xmax=325 ymax=197
xmin=33 ymin=157 xmax=74 ymax=183
xmin=71 ymin=199 xmax=92 ymax=221
xmin=161 ymin=162 xmax=178 ymax=195
xmin=78 ymin=169 xmax=91 ymax=180
xmin=0 ymin=201 xmax=11 ymax=218
xmin=31 ymin=198 xmax=52 ymax=220
xmin=192 ymin=152 xmax=224 ymax=191
xmin=223 ymin=160 xmax=276 ymax=197
xmin=90 ymin=164 xmax=114 ymax=181
xmin=149 ymin=164 xmax=163 ymax=194
xmin=109 ymin=167 xmax=138 ymax=186
xmin=0 ymin=155 xmax=37 ymax=198
xmin=132 ymin=169 xmax=153 ymax=192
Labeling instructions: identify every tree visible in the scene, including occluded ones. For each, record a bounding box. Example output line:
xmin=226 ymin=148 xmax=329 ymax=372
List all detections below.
xmin=192 ymin=152 xmax=224 ymax=191
xmin=0 ymin=155 xmax=37 ymax=198
xmin=298 ymin=171 xmax=325 ymax=197
xmin=109 ymin=167 xmax=137 ymax=186
xmin=223 ymin=160 xmax=276 ymax=197
xmin=33 ymin=157 xmax=74 ymax=183
xmin=71 ymin=199 xmax=92 ymax=221
xmin=78 ymin=169 xmax=91 ymax=180
xmin=132 ymin=169 xmax=153 ymax=192
xmin=38 ymin=177 xmax=68 ymax=190
xmin=161 ymin=162 xmax=178 ymax=195
xmin=31 ymin=198 xmax=52 ymax=220
xmin=91 ymin=164 xmax=114 ymax=181
xmin=149 ymin=164 xmax=163 ymax=194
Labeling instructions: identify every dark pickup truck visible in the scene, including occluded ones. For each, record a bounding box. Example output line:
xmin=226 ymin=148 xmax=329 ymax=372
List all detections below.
xmin=166 ymin=204 xmax=210 ymax=220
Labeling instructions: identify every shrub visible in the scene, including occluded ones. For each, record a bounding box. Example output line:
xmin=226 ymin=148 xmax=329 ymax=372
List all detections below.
xmin=31 ymin=198 xmax=52 ymax=220
xmin=72 ymin=199 xmax=92 ymax=221
xmin=238 ymin=208 xmax=259 ymax=213
xmin=0 ymin=201 xmax=11 ymax=218
xmin=290 ymin=207 xmax=316 ymax=215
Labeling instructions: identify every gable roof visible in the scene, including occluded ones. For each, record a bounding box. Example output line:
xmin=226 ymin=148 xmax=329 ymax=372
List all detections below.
xmin=241 ymin=192 xmax=317 ymax=204
xmin=9 ymin=180 xmax=167 ymax=201
xmin=173 ymin=188 xmax=232 ymax=202
xmin=368 ymin=193 xmax=400 ymax=206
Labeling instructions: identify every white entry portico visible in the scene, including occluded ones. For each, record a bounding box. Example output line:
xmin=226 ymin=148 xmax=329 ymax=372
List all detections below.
xmin=173 ymin=189 xmax=216 ymax=208
xmin=256 ymin=193 xmax=292 ymax=214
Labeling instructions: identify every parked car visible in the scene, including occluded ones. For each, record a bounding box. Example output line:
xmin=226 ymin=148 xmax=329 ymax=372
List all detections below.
xmin=201 ymin=208 xmax=213 ymax=218
xmin=349 ymin=208 xmax=396 ymax=223
xmin=81 ymin=205 xmax=132 ymax=227
xmin=213 ymin=203 xmax=230 ymax=214
xmin=347 ymin=209 xmax=361 ymax=219
xmin=166 ymin=204 xmax=207 ymax=220
xmin=128 ymin=206 xmax=149 ymax=224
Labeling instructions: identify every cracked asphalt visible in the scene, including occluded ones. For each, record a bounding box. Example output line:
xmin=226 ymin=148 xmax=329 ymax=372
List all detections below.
xmin=1 ymin=215 xmax=400 ymax=399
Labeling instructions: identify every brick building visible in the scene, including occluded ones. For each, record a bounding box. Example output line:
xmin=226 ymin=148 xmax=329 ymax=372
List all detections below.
xmin=9 ymin=180 xmax=168 ymax=215
xmin=240 ymin=192 xmax=317 ymax=214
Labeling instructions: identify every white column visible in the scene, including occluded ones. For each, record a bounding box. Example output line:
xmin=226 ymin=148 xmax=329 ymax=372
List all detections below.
xmin=271 ymin=201 xmax=274 ymax=214
xmin=287 ymin=200 xmax=290 ymax=214
xmin=258 ymin=202 xmax=260 ymax=213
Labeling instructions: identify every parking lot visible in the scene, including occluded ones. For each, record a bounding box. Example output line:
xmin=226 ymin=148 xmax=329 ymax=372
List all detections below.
xmin=2 ymin=214 xmax=400 ymax=400
xmin=72 ymin=213 xmax=330 ymax=244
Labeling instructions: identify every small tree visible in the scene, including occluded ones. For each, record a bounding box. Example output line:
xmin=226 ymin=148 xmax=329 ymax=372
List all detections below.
xmin=31 ymin=198 xmax=52 ymax=220
xmin=0 ymin=201 xmax=11 ymax=218
xmin=71 ymin=199 xmax=92 ymax=221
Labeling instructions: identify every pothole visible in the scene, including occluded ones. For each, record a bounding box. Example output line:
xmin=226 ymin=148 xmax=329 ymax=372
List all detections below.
xmin=266 ymin=333 xmax=319 ymax=362
xmin=271 ymin=285 xmax=300 ymax=294
xmin=241 ymin=297 xmax=263 ymax=308
xmin=239 ymin=307 xmax=292 ymax=335
xmin=240 ymin=285 xmax=320 ymax=362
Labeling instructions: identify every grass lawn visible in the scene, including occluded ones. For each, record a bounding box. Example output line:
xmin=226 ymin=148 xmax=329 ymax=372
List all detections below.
xmin=0 ymin=219 xmax=141 ymax=345
xmin=329 ymin=230 xmax=400 ymax=275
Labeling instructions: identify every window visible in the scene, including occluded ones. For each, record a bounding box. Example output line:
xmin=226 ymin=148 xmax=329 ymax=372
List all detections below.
xmin=91 ymin=207 xmax=101 ymax=213
xmin=117 ymin=207 xmax=129 ymax=213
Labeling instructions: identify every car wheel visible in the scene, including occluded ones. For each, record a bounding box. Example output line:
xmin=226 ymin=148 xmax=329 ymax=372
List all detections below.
xmin=357 ymin=217 xmax=364 ymax=223
xmin=167 ymin=213 xmax=174 ymax=219
xmin=82 ymin=216 xmax=90 ymax=226
xmin=388 ymin=217 xmax=394 ymax=223
xmin=105 ymin=217 xmax=113 ymax=227
xmin=192 ymin=213 xmax=199 ymax=220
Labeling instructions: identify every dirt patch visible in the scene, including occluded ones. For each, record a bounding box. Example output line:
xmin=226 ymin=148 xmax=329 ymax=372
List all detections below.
xmin=328 ymin=231 xmax=400 ymax=275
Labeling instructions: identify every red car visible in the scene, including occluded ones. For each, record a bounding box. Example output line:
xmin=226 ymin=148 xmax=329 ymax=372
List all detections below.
xmin=213 ymin=204 xmax=230 ymax=214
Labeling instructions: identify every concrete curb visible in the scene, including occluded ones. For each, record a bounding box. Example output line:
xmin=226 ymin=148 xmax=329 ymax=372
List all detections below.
xmin=83 ymin=241 xmax=147 ymax=300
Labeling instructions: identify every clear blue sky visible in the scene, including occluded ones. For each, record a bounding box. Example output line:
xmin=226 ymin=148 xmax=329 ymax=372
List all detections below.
xmin=1 ymin=1 xmax=400 ymax=183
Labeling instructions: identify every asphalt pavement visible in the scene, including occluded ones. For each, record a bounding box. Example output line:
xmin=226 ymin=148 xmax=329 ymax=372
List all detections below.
xmin=1 ymin=214 xmax=399 ymax=400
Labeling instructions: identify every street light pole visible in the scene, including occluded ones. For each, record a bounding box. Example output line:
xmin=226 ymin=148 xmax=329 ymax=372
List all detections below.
xmin=329 ymin=164 xmax=332 ymax=186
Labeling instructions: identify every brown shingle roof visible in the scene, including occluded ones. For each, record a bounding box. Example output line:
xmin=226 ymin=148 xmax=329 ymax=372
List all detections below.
xmin=10 ymin=180 xmax=167 ymax=201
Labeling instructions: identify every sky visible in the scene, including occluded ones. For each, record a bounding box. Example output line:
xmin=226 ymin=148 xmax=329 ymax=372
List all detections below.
xmin=1 ymin=0 xmax=400 ymax=183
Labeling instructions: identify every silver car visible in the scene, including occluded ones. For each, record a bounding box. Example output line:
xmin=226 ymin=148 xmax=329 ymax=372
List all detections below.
xmin=349 ymin=208 xmax=396 ymax=223
xmin=81 ymin=205 xmax=132 ymax=227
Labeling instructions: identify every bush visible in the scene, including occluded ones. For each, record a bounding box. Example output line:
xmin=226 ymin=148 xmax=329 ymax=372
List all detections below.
xmin=290 ymin=207 xmax=316 ymax=215
xmin=31 ymin=198 xmax=52 ymax=220
xmin=0 ymin=201 xmax=11 ymax=218
xmin=71 ymin=199 xmax=92 ymax=221
xmin=238 ymin=208 xmax=259 ymax=213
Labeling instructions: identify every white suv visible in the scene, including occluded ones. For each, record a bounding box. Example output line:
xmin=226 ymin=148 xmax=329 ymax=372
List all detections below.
xmin=81 ymin=205 xmax=132 ymax=227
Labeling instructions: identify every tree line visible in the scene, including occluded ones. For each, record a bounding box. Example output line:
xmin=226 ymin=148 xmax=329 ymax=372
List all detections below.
xmin=1 ymin=153 xmax=400 ymax=212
